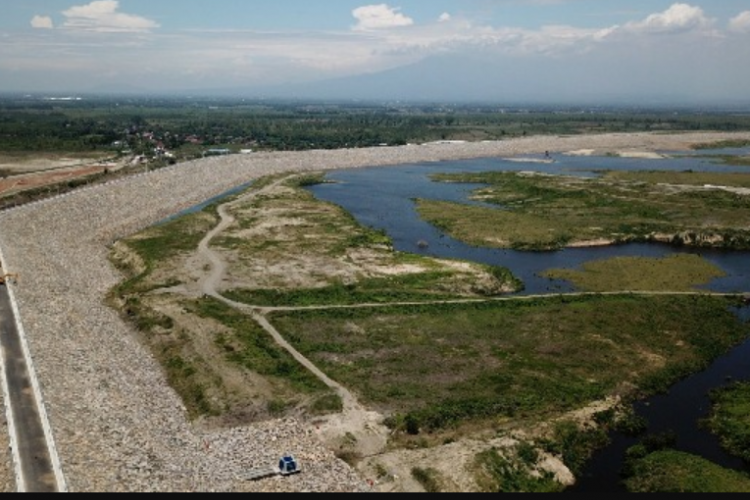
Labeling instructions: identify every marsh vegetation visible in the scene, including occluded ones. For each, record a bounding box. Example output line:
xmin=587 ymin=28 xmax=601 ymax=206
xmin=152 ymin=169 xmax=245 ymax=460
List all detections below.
xmin=417 ymin=170 xmax=750 ymax=251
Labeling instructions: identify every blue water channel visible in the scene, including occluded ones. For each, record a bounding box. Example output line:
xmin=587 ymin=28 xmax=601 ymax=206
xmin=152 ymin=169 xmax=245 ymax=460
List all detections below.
xmin=305 ymin=147 xmax=750 ymax=491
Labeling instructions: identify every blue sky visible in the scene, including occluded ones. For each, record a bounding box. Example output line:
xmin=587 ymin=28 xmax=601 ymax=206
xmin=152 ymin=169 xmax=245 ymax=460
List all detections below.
xmin=2 ymin=1 xmax=750 ymax=103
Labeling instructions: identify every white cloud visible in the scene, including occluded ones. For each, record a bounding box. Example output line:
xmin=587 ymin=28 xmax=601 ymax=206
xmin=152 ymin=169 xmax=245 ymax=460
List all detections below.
xmin=62 ymin=0 xmax=159 ymax=33
xmin=352 ymin=4 xmax=414 ymax=31
xmin=729 ymin=11 xmax=750 ymax=33
xmin=4 ymin=0 xmax=748 ymax=101
xmin=31 ymin=16 xmax=54 ymax=30
xmin=626 ymin=3 xmax=713 ymax=34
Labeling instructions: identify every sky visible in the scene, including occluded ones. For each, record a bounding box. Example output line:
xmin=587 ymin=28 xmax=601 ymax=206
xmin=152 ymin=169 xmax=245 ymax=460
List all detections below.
xmin=1 ymin=0 xmax=750 ymax=104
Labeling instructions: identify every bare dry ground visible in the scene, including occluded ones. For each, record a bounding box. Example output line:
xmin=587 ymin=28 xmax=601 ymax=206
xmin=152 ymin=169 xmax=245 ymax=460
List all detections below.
xmin=0 ymin=153 xmax=127 ymax=199
xmin=0 ymin=153 xmax=104 ymax=174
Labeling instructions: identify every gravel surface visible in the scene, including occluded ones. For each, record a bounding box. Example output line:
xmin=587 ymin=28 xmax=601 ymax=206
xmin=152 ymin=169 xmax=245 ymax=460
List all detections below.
xmin=0 ymin=132 xmax=748 ymax=492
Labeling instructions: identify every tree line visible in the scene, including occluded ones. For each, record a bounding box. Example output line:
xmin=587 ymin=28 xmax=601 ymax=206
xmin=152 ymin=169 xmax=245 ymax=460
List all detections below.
xmin=2 ymin=95 xmax=750 ymax=157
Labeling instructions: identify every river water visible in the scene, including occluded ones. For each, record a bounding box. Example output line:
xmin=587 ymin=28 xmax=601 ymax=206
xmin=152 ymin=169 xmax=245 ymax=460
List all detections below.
xmin=306 ymin=147 xmax=750 ymax=491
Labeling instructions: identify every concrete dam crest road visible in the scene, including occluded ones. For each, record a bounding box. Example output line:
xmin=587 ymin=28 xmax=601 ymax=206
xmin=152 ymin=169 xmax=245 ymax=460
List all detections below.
xmin=0 ymin=283 xmax=59 ymax=492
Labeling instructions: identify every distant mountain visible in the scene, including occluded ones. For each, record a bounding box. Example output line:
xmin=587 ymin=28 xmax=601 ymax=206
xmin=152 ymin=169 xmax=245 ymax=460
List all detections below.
xmin=203 ymin=52 xmax=745 ymax=108
xmin=209 ymin=54 xmax=558 ymax=103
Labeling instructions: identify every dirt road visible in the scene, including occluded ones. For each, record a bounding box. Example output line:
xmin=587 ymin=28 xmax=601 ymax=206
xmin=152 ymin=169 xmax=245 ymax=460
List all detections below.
xmin=194 ymin=177 xmax=391 ymax=459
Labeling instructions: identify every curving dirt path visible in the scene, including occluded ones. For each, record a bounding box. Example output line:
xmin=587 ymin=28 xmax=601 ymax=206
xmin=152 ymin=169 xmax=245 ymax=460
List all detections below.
xmin=194 ymin=176 xmax=391 ymax=459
